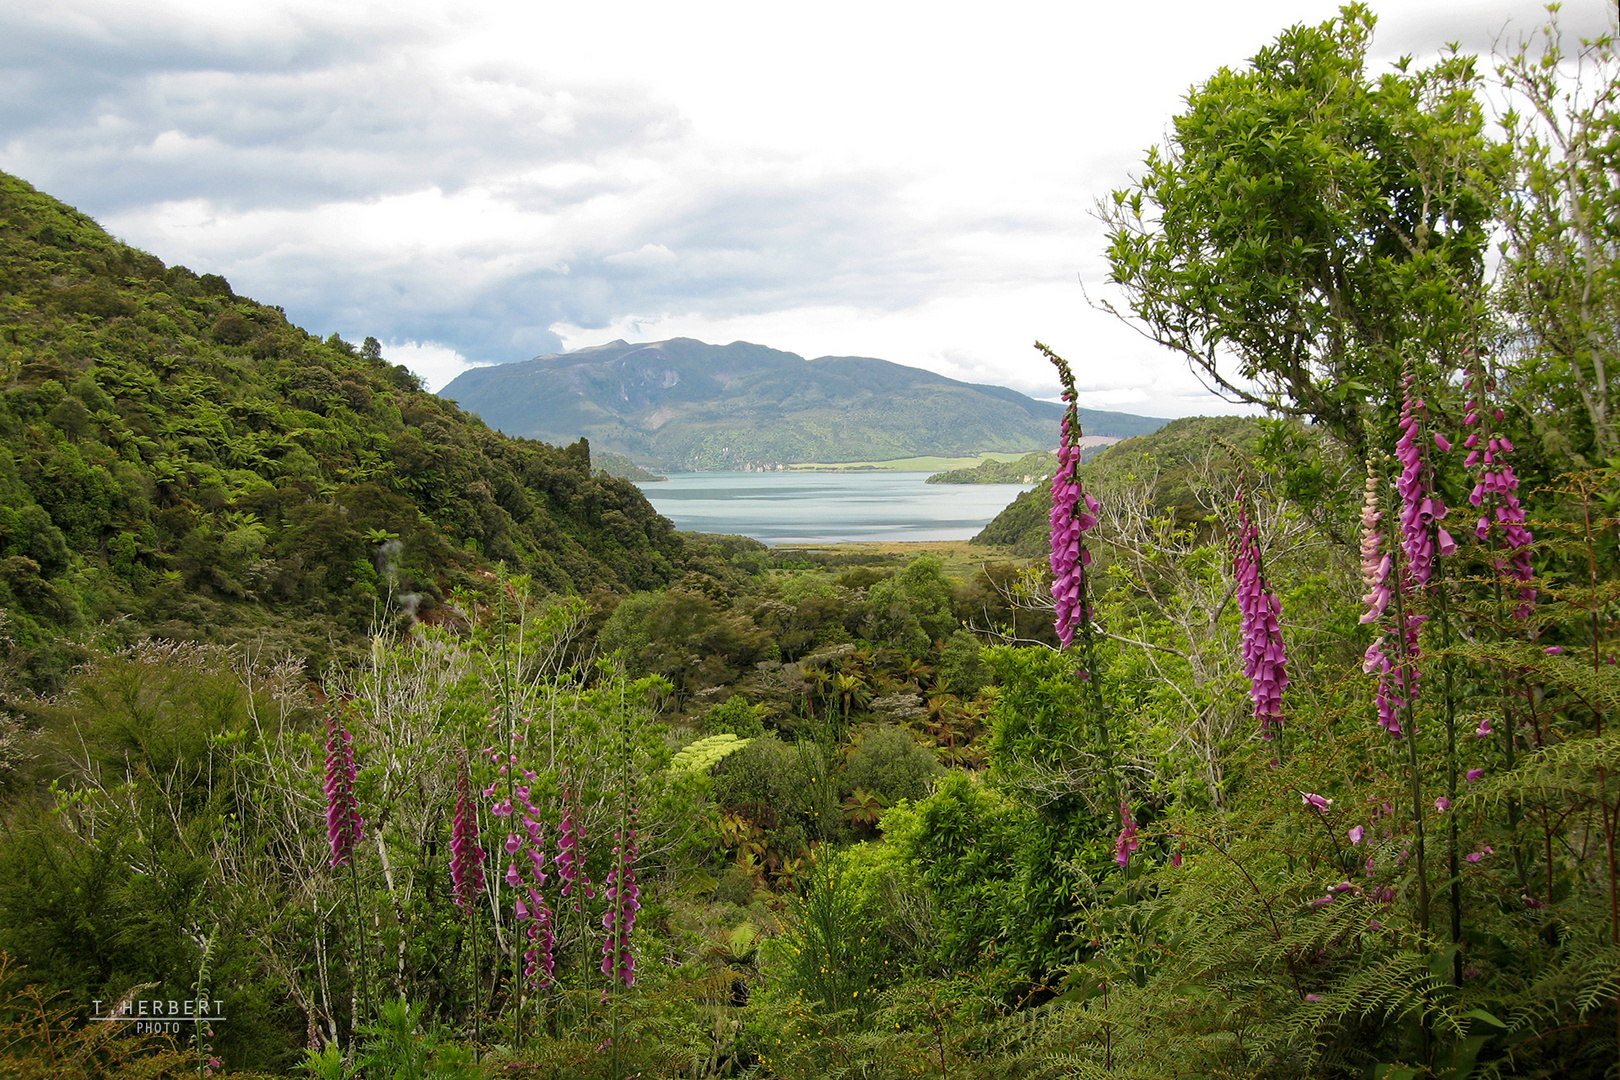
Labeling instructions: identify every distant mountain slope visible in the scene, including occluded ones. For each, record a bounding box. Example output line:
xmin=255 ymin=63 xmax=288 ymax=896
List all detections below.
xmin=0 ymin=171 xmax=682 ymax=687
xmin=440 ymin=338 xmax=1167 ymax=471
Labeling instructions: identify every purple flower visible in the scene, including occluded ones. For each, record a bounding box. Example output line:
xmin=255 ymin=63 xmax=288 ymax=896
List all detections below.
xmin=1046 ymin=351 xmax=1098 ymax=651
xmin=1232 ymin=489 xmax=1289 ymax=739
xmin=1544 ymin=646 xmax=1564 ymax=655
xmin=324 ymin=714 xmax=364 ymax=868
xmin=1434 ymin=796 xmax=1451 ymax=812
xmin=1114 ymin=802 xmax=1139 ymax=868
xmin=523 ymin=892 xmax=556 ymax=988
xmin=556 ymin=785 xmax=589 ymax=899
xmin=1358 ymin=464 xmax=1412 ymax=737
xmin=1348 ymin=825 xmax=1364 ymax=845
xmin=450 ymin=755 xmax=486 ymax=910
xmin=1305 ymin=994 xmax=1324 ymax=1002
xmin=1466 ymin=768 xmax=1484 ymax=783
xmin=1462 ymin=363 xmax=1535 ymax=616
xmin=1361 ymin=370 xmax=1461 ymax=742
xmin=1301 ymin=792 xmax=1333 ymax=813
xmin=1396 ymin=375 xmax=1450 ymax=590
xmin=600 ymin=812 xmax=641 ymax=988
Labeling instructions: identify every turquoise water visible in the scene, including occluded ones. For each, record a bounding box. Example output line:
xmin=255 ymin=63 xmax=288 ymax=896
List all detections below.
xmin=636 ymin=471 xmax=1033 ymax=545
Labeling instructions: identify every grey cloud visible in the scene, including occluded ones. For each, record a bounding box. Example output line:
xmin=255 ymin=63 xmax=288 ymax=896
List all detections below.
xmin=225 ymin=171 xmax=948 ymax=366
xmin=0 ymin=2 xmax=1031 ymax=373
xmin=1372 ymin=3 xmax=1615 ymax=63
xmin=1 ymin=7 xmax=682 ymax=213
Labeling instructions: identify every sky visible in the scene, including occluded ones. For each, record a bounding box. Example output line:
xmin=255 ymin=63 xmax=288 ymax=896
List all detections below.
xmin=2 ymin=0 xmax=1614 ymax=418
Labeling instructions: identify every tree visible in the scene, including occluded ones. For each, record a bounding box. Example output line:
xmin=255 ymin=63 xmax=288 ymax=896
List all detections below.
xmin=1101 ymin=4 xmax=1500 ymax=454
xmin=1497 ymin=16 xmax=1620 ymax=463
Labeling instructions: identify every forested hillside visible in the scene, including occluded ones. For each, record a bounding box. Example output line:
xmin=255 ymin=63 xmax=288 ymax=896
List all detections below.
xmin=1 ymin=7 xmax=1619 ymax=1080
xmin=0 ymin=171 xmax=681 ymax=689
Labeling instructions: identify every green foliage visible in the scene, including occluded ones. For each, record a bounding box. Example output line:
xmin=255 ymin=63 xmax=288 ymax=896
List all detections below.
xmin=862 ymin=554 xmax=956 ymax=654
xmin=881 ymin=772 xmax=1021 ymax=970
xmin=670 ymin=732 xmax=752 ymax=774
xmin=352 ymin=999 xmax=483 ymax=1080
xmin=839 ymin=725 xmax=941 ymax=805
xmin=699 ymin=694 xmax=766 ymax=737
xmin=1497 ymin=17 xmax=1620 ymax=463
xmin=938 ymin=628 xmax=991 ymax=697
xmin=6 ymin=9 xmax=1620 ymax=1077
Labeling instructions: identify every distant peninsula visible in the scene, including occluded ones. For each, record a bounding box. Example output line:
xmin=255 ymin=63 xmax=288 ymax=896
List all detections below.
xmin=439 ymin=338 xmax=1166 ymax=472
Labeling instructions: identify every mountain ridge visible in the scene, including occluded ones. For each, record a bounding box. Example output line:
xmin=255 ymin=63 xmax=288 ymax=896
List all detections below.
xmin=441 ymin=337 xmax=1167 ymax=471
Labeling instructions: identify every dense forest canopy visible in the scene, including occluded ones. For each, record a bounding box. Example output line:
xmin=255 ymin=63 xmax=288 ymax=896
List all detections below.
xmin=0 ymin=168 xmax=686 ymax=692
xmin=1 ymin=5 xmax=1619 ymax=1080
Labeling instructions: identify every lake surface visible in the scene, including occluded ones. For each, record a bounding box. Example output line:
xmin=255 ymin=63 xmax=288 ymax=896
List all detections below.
xmin=636 ymin=471 xmax=1033 ymax=545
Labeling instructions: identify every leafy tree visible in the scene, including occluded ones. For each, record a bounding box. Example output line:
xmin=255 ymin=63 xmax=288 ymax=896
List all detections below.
xmin=839 ymin=725 xmax=941 ymax=805
xmin=1101 ymin=3 xmax=1500 ymax=453
xmin=1497 ymin=16 xmax=1620 ymax=462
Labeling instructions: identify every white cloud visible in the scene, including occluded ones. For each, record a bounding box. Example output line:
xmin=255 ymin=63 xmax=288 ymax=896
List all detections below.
xmin=383 ymin=340 xmax=484 ymax=393
xmin=604 ymin=242 xmax=677 ymax=267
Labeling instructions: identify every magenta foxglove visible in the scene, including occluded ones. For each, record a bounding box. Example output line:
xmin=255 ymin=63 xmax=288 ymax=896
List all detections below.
xmin=600 ymin=811 xmax=641 ymax=988
xmin=1461 ymin=364 xmax=1534 ymax=616
xmin=1044 ymin=348 xmax=1098 ymax=651
xmin=450 ymin=754 xmax=485 ymax=910
xmin=1232 ymin=489 xmax=1288 ymax=739
xmin=324 ymin=713 xmax=364 ymax=868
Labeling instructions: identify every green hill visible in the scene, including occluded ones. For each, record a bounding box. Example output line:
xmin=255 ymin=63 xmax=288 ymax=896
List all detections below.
xmin=440 ymin=338 xmax=1167 ymax=471
xmin=973 ymin=415 xmax=1264 ymax=555
xmin=0 ymin=172 xmax=682 ymax=688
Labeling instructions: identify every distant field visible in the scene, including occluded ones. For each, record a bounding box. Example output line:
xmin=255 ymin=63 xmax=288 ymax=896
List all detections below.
xmin=784 ymin=452 xmax=1040 ymax=472
xmin=773 ymin=539 xmax=1033 ymax=580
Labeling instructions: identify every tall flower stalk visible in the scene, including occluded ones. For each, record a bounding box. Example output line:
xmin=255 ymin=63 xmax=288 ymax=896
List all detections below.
xmin=1359 ymin=462 xmax=1406 ymax=736
xmin=1036 ymin=341 xmax=1116 ymax=810
xmin=324 ymin=713 xmax=364 ymax=868
xmin=451 ymin=753 xmax=485 ymax=911
xmin=1370 ymin=368 xmax=1458 ymax=938
xmin=600 ymin=807 xmax=640 ymax=989
xmin=323 ymin=710 xmax=368 ymax=1027
xmin=450 ymin=750 xmax=485 ymax=1045
xmin=1040 ymin=344 xmax=1100 ymax=655
xmin=1232 ymin=487 xmax=1289 ymax=742
xmin=1461 ymin=361 xmax=1535 ymax=617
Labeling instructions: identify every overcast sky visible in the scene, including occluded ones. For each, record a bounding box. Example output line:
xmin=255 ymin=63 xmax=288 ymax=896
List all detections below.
xmin=3 ymin=0 xmax=1613 ymax=417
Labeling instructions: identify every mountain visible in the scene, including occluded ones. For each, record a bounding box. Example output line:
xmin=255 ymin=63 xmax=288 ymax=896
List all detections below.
xmin=439 ymin=338 xmax=1167 ymax=471
xmin=0 ymin=171 xmax=683 ymax=688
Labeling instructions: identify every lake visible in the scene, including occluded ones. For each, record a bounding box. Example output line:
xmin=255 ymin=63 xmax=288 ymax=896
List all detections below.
xmin=635 ymin=471 xmax=1033 ymax=545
